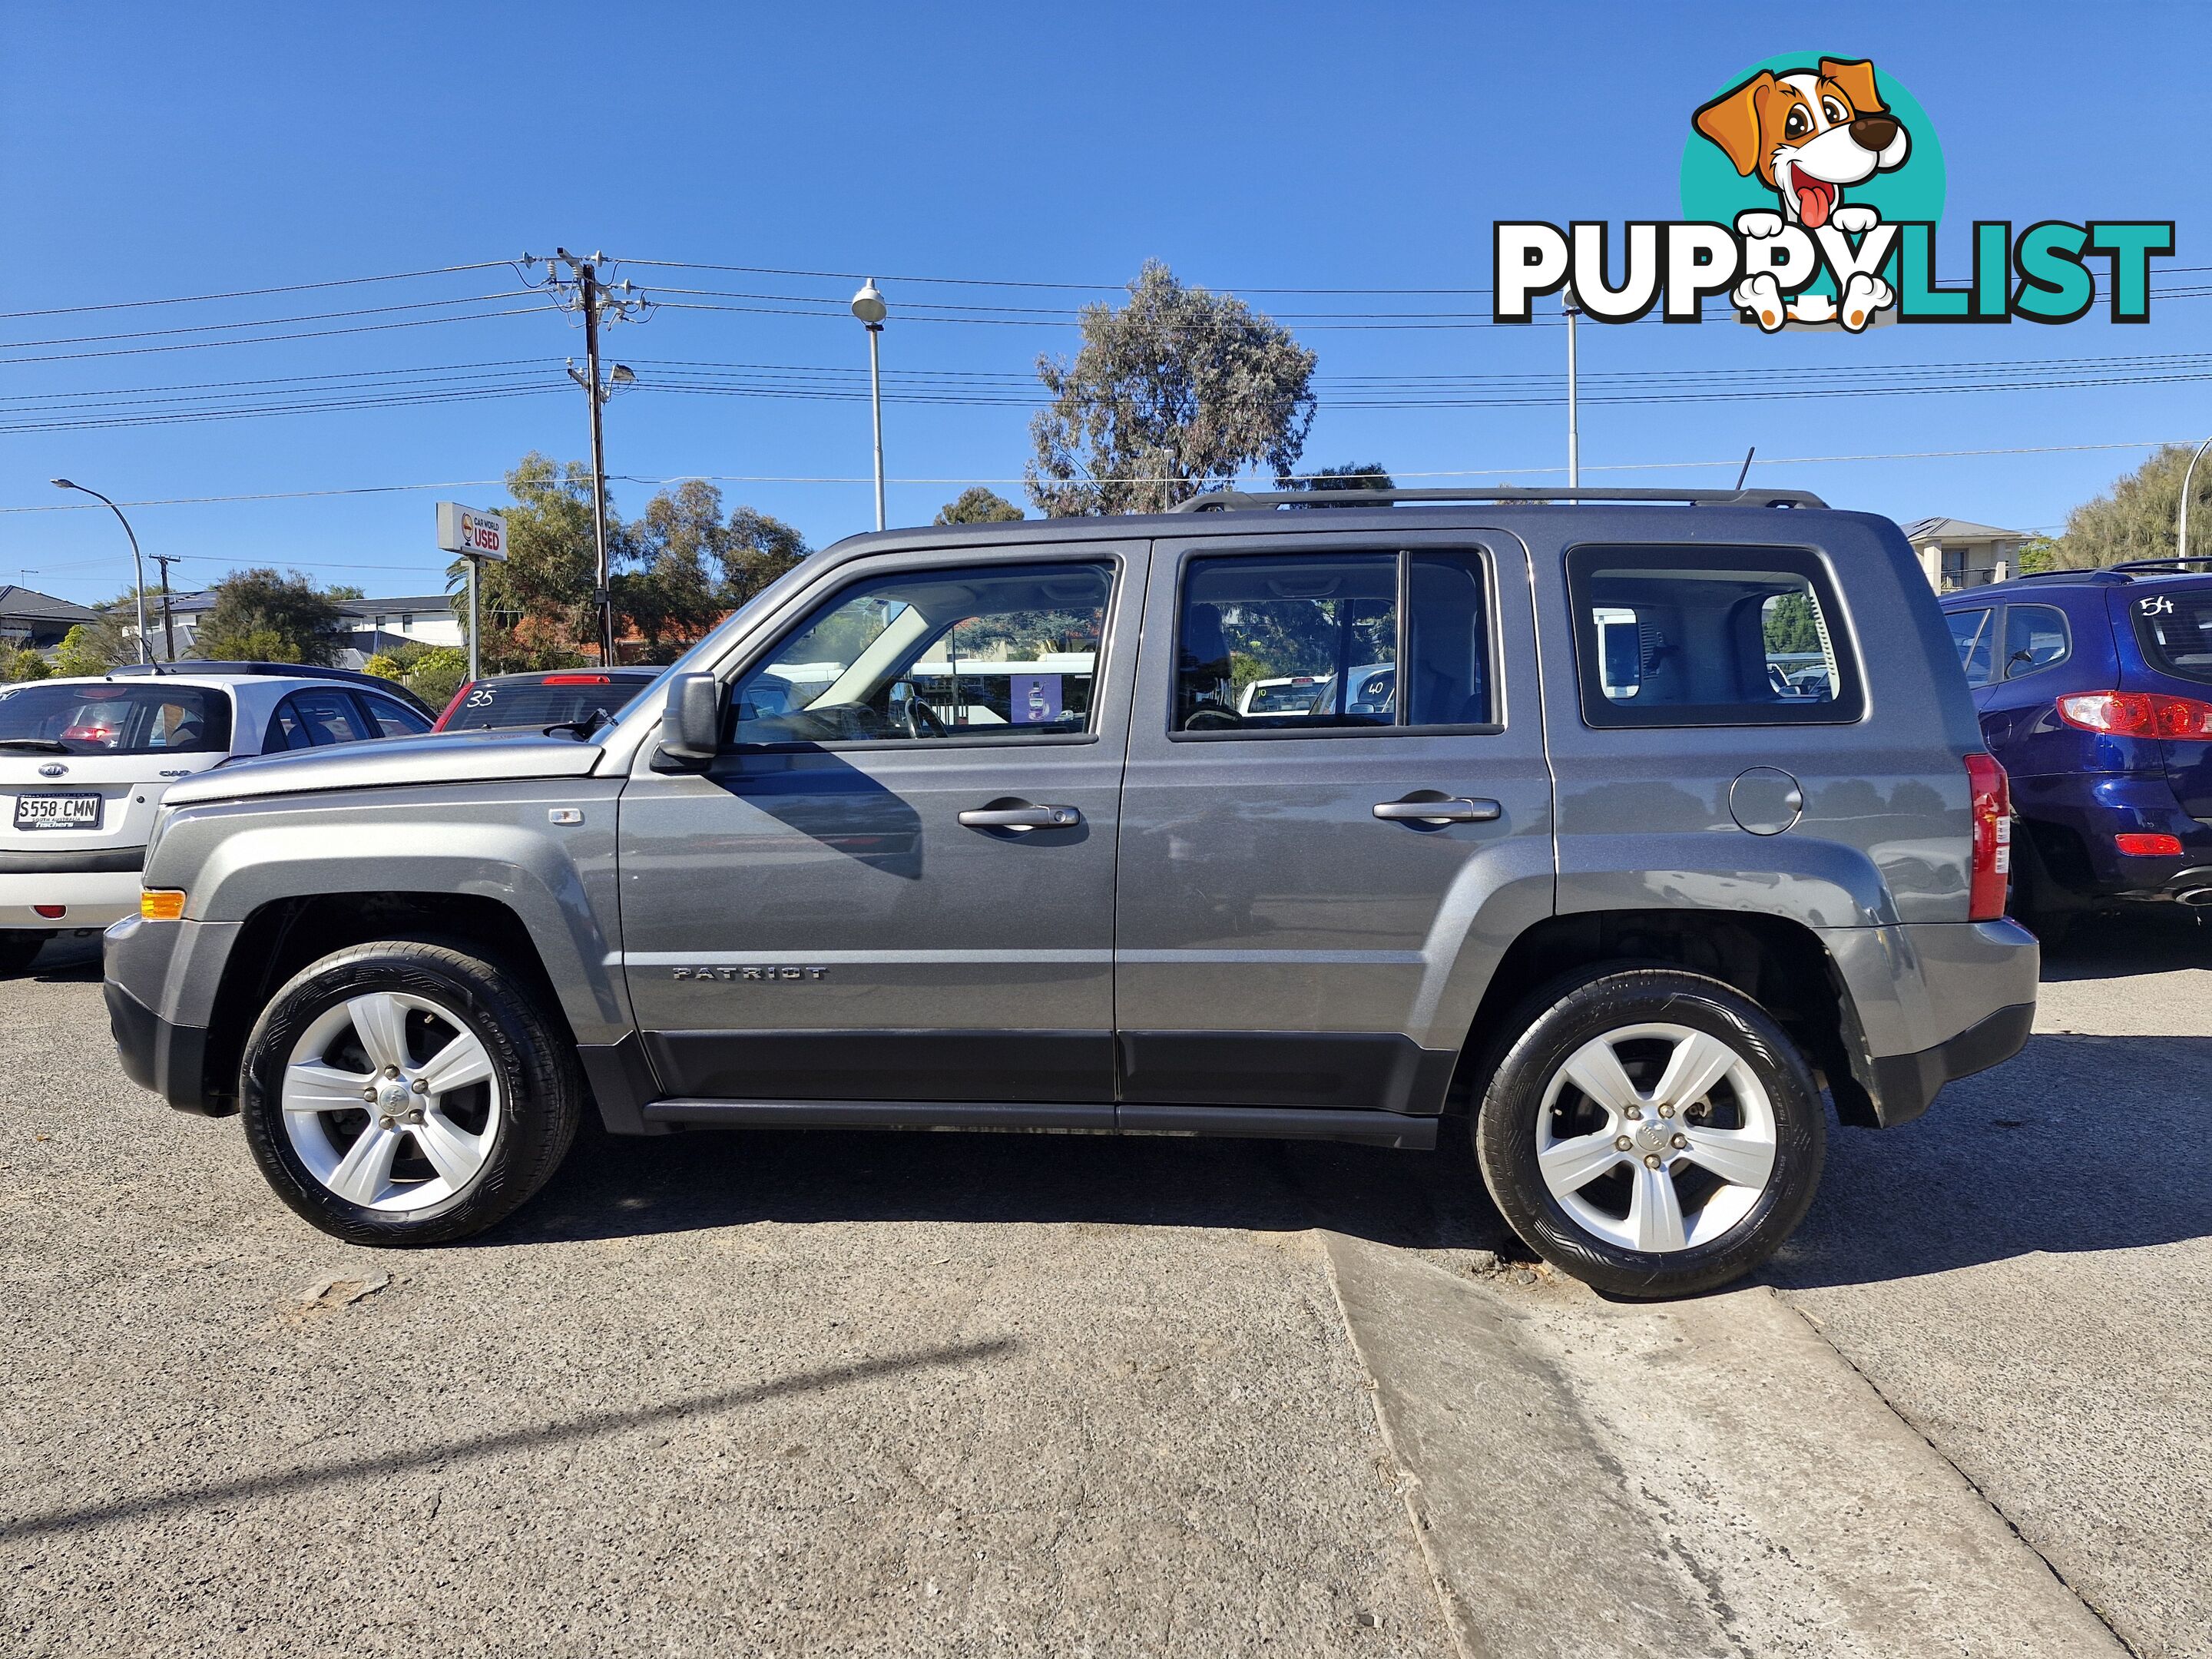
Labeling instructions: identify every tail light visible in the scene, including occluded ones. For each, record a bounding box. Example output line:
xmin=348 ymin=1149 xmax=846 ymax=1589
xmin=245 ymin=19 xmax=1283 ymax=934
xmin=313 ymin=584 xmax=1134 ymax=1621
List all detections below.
xmin=541 ymin=674 xmax=613 ymax=685
xmin=2056 ymin=690 xmax=2212 ymax=739
xmin=432 ymin=683 xmax=475 ymax=731
xmin=1965 ymin=753 xmax=2012 ymax=922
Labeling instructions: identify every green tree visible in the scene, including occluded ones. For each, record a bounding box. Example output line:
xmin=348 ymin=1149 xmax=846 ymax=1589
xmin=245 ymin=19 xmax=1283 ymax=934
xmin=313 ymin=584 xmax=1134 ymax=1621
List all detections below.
xmin=2043 ymin=444 xmax=2212 ymax=569
xmin=617 ymin=479 xmax=810 ymax=664
xmin=457 ymin=453 xmax=604 ymax=672
xmin=402 ymin=645 xmax=469 ymax=709
xmin=361 ymin=652 xmax=406 ymax=681
xmin=1762 ymin=592 xmax=1820 ymax=654
xmin=193 ymin=569 xmax=348 ymax=665
xmin=51 ymin=625 xmax=109 ymax=678
xmin=935 ymin=486 xmax=1025 ymax=525
xmin=0 ymin=644 xmax=51 ymax=683
xmin=1027 ymin=261 xmax=1318 ymax=516
xmin=1296 ymin=463 xmax=1396 ymax=493
xmin=326 ymin=584 xmax=366 ymax=600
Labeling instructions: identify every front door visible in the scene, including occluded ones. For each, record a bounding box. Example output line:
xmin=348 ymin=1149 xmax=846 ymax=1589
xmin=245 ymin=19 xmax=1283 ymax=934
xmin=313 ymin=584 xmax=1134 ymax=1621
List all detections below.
xmin=1113 ymin=528 xmax=1555 ymax=1115
xmin=618 ymin=541 xmax=1143 ymax=1104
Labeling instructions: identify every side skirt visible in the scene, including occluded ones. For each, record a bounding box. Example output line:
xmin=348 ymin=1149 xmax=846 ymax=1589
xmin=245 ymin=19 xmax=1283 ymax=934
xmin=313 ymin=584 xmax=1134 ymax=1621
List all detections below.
xmin=639 ymin=1098 xmax=1439 ymax=1150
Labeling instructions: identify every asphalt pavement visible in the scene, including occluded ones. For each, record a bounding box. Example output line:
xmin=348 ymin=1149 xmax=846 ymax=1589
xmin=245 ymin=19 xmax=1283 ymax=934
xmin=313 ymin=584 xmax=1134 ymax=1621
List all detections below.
xmin=3 ymin=919 xmax=2207 ymax=1656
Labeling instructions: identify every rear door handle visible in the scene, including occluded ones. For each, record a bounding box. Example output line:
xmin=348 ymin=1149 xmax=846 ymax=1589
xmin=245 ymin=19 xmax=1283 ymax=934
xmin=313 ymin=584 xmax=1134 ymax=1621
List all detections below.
xmin=1373 ymin=796 xmax=1502 ymax=824
xmin=959 ymin=803 xmax=1082 ymax=830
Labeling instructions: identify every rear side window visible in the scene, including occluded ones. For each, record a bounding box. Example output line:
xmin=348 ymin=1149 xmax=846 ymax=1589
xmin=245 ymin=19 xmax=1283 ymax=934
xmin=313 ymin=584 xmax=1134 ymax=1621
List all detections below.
xmin=1566 ymin=547 xmax=1859 ymax=727
xmin=1946 ymin=608 xmax=1995 ymax=687
xmin=0 ymin=683 xmax=231 ymax=755
xmin=268 ymin=689 xmax=375 ymax=750
xmin=1174 ymin=548 xmax=1492 ymax=735
xmin=360 ymin=694 xmax=432 ymax=737
xmin=2133 ymin=588 xmax=2212 ymax=684
xmin=2001 ymin=604 xmax=2071 ymax=679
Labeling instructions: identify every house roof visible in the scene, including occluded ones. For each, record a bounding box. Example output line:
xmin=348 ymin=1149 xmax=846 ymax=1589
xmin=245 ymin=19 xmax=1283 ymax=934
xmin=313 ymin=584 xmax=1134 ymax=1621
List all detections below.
xmin=157 ymin=591 xmax=454 ymax=618
xmin=0 ymin=584 xmax=98 ymax=624
xmin=1901 ymin=517 xmax=2031 ymax=544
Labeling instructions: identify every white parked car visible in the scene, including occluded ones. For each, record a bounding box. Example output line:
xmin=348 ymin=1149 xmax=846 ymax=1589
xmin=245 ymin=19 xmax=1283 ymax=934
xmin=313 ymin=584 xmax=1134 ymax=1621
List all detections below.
xmin=0 ymin=664 xmax=435 ymax=972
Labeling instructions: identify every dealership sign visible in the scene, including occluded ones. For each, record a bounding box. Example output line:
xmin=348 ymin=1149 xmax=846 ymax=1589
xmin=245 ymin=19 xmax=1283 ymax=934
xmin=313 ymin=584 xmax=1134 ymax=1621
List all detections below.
xmin=435 ymin=501 xmax=507 ymax=560
xmin=1493 ymin=55 xmax=2173 ymax=333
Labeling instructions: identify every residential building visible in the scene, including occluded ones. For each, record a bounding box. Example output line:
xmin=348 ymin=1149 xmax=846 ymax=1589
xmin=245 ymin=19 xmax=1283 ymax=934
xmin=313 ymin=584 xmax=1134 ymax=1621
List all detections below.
xmin=125 ymin=591 xmax=460 ymax=667
xmin=1900 ymin=518 xmax=2032 ymax=593
xmin=0 ymin=584 xmax=97 ymax=651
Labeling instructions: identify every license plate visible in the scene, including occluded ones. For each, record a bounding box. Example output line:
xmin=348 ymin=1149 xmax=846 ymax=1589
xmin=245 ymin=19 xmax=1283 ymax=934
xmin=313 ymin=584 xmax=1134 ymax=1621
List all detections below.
xmin=13 ymin=793 xmax=102 ymax=831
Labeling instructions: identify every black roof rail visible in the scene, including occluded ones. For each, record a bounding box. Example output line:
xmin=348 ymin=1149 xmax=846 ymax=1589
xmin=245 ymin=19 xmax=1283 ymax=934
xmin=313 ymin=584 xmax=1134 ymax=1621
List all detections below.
xmin=2108 ymin=556 xmax=2212 ymax=575
xmin=1167 ymin=485 xmax=1830 ymax=512
xmin=2004 ymin=567 xmax=2131 ymax=584
xmin=105 ymin=661 xmax=434 ymax=713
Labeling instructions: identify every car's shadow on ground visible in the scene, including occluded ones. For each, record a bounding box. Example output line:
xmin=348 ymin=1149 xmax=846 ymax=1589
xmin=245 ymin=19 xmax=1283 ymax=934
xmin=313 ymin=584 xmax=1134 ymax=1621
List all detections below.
xmin=2036 ymin=908 xmax=2212 ymax=982
xmin=508 ymin=1118 xmax=1524 ymax=1257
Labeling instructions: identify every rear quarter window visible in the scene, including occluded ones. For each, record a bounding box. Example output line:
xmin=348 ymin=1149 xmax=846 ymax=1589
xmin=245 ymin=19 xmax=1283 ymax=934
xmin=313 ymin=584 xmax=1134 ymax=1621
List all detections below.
xmin=2132 ymin=587 xmax=2212 ymax=684
xmin=1565 ymin=546 xmax=1862 ymax=727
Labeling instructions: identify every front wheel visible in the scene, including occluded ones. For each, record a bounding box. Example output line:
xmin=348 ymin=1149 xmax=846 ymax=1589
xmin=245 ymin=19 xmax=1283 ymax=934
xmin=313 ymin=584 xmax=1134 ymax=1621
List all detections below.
xmin=1474 ymin=969 xmax=1825 ymax=1299
xmin=239 ymin=941 xmax=582 ymax=1246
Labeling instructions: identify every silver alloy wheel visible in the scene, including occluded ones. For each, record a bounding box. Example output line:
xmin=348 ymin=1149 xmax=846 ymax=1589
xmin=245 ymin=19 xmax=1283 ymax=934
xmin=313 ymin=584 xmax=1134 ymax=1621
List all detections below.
xmin=1533 ymin=1021 xmax=1778 ymax=1253
xmin=280 ymin=991 xmax=503 ymax=1213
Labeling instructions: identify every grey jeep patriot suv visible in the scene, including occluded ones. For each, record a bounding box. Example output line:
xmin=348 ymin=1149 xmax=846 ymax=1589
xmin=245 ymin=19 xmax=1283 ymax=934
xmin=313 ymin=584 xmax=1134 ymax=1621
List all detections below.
xmin=104 ymin=487 xmax=2038 ymax=1297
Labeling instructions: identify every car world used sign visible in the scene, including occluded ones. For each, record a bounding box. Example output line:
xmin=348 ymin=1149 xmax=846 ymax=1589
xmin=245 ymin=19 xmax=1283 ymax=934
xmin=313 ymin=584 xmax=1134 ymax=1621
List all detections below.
xmin=435 ymin=502 xmax=507 ymax=561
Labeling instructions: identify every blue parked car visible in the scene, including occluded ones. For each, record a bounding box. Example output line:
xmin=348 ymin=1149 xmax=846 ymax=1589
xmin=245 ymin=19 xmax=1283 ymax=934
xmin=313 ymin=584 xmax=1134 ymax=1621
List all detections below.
xmin=1939 ymin=559 xmax=2212 ymax=941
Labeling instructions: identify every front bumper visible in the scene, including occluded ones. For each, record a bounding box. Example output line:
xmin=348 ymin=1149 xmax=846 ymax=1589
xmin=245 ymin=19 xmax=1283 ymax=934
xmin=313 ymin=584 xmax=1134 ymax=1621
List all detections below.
xmin=105 ymin=976 xmax=212 ymax=1113
xmin=0 ymin=863 xmax=142 ymax=931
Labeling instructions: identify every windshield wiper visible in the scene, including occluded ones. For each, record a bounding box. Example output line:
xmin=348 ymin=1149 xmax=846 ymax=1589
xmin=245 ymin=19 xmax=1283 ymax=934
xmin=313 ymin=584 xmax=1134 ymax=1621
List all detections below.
xmin=542 ymin=707 xmax=614 ymax=740
xmin=0 ymin=737 xmax=69 ymax=753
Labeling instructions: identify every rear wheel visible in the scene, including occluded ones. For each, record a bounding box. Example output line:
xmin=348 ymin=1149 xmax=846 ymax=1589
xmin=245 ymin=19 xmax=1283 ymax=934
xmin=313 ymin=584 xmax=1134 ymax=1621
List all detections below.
xmin=0 ymin=931 xmax=49 ymax=975
xmin=1474 ymin=968 xmax=1825 ymax=1299
xmin=239 ymin=941 xmax=581 ymax=1246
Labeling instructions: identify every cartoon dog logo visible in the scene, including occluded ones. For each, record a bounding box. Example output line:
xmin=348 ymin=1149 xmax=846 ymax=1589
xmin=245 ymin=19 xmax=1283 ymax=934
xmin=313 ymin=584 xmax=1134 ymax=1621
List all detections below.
xmin=1694 ymin=58 xmax=1910 ymax=328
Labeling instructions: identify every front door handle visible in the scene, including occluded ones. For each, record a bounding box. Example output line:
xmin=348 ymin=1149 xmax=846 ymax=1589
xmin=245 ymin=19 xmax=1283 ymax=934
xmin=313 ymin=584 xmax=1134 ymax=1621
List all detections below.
xmin=1373 ymin=795 xmax=1502 ymax=825
xmin=959 ymin=803 xmax=1082 ymax=831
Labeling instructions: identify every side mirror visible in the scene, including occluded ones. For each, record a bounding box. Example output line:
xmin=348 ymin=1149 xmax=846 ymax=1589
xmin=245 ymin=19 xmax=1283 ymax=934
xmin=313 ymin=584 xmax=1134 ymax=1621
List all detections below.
xmin=655 ymin=673 xmax=723 ymax=770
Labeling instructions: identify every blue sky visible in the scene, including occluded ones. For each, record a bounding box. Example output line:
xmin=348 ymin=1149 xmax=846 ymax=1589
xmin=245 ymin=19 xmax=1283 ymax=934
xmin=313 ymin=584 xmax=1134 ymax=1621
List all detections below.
xmin=3 ymin=0 xmax=2207 ymax=606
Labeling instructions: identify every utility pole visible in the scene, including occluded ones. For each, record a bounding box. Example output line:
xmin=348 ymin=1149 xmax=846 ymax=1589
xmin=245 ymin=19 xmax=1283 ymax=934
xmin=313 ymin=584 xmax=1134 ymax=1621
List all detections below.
xmin=151 ymin=553 xmax=182 ymax=661
xmin=522 ymin=250 xmax=650 ymax=665
xmin=1563 ymin=285 xmax=1582 ymax=488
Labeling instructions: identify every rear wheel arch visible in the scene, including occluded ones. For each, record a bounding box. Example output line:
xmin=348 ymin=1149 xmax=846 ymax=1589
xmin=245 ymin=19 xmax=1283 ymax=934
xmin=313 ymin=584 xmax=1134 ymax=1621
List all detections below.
xmin=1447 ymin=908 xmax=1879 ymax=1128
xmin=201 ymin=892 xmax=572 ymax=1115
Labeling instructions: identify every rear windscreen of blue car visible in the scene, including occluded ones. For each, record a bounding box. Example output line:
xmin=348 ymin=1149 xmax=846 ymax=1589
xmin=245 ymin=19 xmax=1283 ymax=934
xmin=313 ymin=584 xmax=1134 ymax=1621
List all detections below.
xmin=2133 ymin=587 xmax=2212 ymax=684
xmin=442 ymin=674 xmax=656 ymax=730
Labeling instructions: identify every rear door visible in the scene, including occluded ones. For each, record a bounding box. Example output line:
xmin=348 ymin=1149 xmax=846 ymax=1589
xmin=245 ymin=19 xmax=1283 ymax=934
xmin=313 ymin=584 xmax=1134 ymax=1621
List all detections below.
xmin=1113 ymin=526 xmax=1553 ymax=1115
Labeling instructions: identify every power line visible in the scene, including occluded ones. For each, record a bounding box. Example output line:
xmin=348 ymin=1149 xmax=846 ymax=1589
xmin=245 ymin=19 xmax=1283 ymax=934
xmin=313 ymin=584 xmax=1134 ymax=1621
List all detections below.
xmin=0 ymin=439 xmax=2188 ymax=519
xmin=0 ymin=261 xmax=515 ymax=322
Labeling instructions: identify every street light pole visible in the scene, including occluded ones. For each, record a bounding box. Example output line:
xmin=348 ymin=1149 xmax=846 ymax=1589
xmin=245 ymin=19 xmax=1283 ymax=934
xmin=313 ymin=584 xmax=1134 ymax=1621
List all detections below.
xmin=2177 ymin=434 xmax=2212 ymax=565
xmin=851 ymin=280 xmax=888 ymax=531
xmin=1563 ymin=286 xmax=1582 ymax=489
xmin=51 ymin=478 xmax=148 ymax=664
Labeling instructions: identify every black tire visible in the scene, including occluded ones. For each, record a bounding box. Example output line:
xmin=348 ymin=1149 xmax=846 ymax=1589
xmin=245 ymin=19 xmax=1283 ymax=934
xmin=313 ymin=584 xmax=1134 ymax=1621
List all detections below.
xmin=1473 ymin=967 xmax=1826 ymax=1299
xmin=239 ymin=940 xmax=582 ymax=1246
xmin=0 ymin=931 xmax=50 ymax=975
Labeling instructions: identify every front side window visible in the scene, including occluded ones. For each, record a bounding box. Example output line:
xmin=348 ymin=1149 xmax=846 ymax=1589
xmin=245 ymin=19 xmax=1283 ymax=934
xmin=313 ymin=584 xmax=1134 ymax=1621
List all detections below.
xmin=2133 ymin=588 xmax=2212 ymax=684
xmin=2001 ymin=604 xmax=2071 ymax=679
xmin=1567 ymin=547 xmax=1859 ymax=727
xmin=729 ymin=561 xmax=1112 ymax=745
xmin=0 ymin=683 xmax=231 ymax=755
xmin=1947 ymin=608 xmax=1995 ymax=687
xmin=1175 ymin=548 xmax=1492 ymax=735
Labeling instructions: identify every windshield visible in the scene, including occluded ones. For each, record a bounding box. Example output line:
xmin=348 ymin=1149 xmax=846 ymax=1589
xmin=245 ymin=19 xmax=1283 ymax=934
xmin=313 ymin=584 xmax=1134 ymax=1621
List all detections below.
xmin=439 ymin=673 xmax=657 ymax=732
xmin=2132 ymin=585 xmax=2212 ymax=684
xmin=0 ymin=682 xmax=232 ymax=754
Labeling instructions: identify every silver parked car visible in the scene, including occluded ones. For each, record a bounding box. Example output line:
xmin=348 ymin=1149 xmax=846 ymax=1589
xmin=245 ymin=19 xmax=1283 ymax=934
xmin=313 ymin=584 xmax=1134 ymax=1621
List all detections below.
xmin=0 ymin=664 xmax=432 ymax=972
xmin=104 ymin=488 xmax=2037 ymax=1296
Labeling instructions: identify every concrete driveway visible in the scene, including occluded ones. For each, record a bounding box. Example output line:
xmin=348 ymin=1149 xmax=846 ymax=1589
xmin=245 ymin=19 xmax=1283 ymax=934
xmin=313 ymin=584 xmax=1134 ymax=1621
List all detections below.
xmin=3 ymin=919 xmax=2205 ymax=1656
